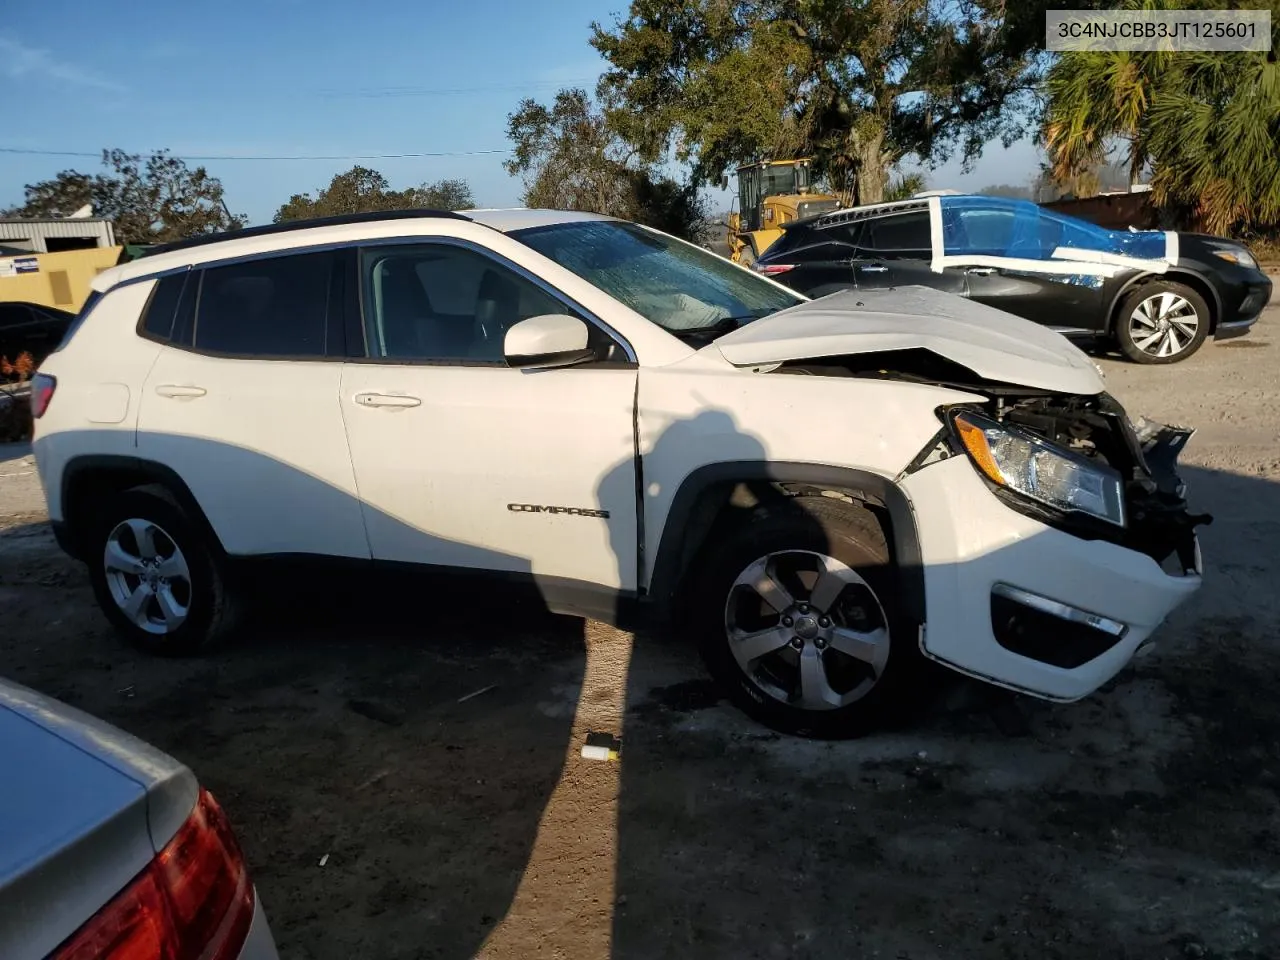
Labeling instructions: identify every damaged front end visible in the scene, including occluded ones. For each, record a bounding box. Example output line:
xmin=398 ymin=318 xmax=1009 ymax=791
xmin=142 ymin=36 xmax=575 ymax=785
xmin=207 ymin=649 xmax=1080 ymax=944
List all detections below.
xmin=938 ymin=392 xmax=1212 ymax=573
xmin=775 ymin=350 xmax=1211 ymax=572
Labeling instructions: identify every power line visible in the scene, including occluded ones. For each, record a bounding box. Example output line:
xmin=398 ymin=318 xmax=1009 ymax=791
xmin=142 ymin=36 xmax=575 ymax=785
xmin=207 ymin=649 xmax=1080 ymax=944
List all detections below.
xmin=0 ymin=146 xmax=513 ymax=162
xmin=315 ymin=78 xmax=598 ymax=99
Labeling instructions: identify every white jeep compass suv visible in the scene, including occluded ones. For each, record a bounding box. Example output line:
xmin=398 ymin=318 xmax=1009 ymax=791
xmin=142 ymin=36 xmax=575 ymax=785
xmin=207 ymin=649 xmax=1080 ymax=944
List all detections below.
xmin=30 ymin=209 xmax=1208 ymax=737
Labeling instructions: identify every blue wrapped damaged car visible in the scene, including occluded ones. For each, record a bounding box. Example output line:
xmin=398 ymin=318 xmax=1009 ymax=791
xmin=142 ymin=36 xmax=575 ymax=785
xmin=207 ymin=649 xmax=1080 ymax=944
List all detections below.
xmin=752 ymin=194 xmax=1273 ymax=364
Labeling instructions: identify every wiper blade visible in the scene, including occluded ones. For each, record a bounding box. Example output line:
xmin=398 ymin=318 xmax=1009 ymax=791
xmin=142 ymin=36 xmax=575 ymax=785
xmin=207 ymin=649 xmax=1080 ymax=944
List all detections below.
xmin=676 ymin=314 xmax=756 ymax=337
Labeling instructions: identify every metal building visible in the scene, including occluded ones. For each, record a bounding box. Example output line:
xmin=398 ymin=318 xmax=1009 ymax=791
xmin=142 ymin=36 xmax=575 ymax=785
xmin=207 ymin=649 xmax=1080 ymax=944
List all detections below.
xmin=0 ymin=217 xmax=116 ymax=255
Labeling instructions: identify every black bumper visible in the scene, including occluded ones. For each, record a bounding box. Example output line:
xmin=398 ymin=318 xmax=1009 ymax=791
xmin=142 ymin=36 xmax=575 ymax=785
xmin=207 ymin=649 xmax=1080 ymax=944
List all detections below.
xmin=1215 ymin=273 xmax=1272 ymax=340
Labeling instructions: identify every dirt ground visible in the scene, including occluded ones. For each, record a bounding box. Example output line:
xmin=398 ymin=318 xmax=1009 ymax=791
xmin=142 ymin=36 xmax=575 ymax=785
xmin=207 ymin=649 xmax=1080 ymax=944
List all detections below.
xmin=3 ymin=296 xmax=1279 ymax=960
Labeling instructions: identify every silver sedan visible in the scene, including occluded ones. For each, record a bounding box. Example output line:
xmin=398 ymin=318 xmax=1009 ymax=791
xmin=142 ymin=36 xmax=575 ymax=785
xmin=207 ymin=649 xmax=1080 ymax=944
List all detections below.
xmin=0 ymin=677 xmax=278 ymax=960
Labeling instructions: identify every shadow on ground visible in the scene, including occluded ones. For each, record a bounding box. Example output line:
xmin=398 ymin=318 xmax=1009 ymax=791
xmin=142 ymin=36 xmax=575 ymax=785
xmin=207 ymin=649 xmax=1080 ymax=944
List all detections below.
xmin=2 ymin=453 xmax=1278 ymax=957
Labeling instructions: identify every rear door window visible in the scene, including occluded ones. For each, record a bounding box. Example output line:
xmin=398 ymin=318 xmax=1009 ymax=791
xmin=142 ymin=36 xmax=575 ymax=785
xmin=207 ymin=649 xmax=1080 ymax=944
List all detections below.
xmin=861 ymin=212 xmax=932 ymax=259
xmin=192 ymin=251 xmax=334 ymax=358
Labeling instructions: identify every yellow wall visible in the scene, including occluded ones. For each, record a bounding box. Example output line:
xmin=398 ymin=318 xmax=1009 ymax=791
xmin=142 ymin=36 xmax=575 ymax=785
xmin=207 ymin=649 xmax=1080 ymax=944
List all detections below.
xmin=0 ymin=247 xmax=123 ymax=311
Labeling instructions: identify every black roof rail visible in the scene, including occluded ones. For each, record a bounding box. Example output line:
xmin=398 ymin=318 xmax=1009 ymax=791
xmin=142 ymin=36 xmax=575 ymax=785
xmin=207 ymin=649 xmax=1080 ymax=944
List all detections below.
xmin=799 ymin=199 xmax=931 ymax=231
xmin=140 ymin=208 xmax=472 ymax=258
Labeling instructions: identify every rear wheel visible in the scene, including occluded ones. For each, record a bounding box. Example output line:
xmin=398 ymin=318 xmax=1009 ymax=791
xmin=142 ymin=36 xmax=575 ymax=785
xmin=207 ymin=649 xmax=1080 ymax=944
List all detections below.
xmin=687 ymin=498 xmax=925 ymax=738
xmin=87 ymin=486 xmax=241 ymax=656
xmin=1116 ymin=282 xmax=1209 ymax=364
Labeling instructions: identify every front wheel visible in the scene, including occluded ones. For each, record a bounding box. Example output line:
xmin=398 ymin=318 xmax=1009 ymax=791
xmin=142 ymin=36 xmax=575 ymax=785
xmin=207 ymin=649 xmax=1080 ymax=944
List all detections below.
xmin=688 ymin=499 xmax=925 ymax=738
xmin=1116 ymin=282 xmax=1209 ymax=364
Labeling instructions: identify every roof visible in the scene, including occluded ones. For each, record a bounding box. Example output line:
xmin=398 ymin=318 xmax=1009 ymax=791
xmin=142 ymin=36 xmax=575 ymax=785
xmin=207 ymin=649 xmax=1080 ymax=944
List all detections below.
xmin=91 ymin=207 xmax=620 ymax=292
xmin=464 ymin=209 xmax=618 ymax=232
xmin=138 ymin=207 xmax=614 ymax=260
xmin=0 ymin=216 xmax=113 ymax=225
xmin=140 ymin=208 xmax=468 ymax=257
xmin=782 ymin=197 xmax=933 ymax=232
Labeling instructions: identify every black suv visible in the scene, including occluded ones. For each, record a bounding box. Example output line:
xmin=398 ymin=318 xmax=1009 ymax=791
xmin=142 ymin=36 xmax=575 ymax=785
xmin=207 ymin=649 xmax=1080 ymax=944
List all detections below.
xmin=752 ymin=195 xmax=1272 ymax=364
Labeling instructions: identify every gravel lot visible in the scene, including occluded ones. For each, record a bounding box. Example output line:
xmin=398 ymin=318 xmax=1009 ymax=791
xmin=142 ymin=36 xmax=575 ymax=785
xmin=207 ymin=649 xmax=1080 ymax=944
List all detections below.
xmin=2 ymin=294 xmax=1278 ymax=960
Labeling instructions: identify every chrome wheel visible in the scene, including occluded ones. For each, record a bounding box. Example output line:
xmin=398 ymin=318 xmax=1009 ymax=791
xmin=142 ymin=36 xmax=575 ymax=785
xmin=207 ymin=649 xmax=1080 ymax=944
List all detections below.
xmin=103 ymin=518 xmax=191 ymax=635
xmin=1128 ymin=292 xmax=1200 ymax=359
xmin=724 ymin=550 xmax=890 ymax=710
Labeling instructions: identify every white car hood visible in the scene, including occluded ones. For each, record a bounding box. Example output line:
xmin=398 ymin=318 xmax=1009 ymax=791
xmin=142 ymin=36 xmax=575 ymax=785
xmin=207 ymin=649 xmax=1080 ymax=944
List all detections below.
xmin=714 ymin=286 xmax=1106 ymax=396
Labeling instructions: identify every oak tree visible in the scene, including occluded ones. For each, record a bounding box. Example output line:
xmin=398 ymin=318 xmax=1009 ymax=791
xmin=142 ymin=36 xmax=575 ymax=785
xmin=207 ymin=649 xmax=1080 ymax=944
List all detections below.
xmin=590 ymin=0 xmax=1060 ymax=204
xmin=6 ymin=150 xmax=246 ymax=243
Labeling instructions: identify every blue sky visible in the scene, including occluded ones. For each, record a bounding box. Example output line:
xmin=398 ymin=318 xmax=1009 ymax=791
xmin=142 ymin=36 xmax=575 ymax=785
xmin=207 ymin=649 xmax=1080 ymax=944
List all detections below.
xmin=1 ymin=0 xmax=1041 ymax=225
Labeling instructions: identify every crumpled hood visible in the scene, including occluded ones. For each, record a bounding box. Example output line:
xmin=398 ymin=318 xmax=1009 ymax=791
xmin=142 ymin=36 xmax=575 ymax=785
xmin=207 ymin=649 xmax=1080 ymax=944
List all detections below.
xmin=714 ymin=286 xmax=1106 ymax=396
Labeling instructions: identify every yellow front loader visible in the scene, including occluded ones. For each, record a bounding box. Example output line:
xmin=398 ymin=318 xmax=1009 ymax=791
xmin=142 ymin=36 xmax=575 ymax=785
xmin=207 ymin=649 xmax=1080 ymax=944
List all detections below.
xmin=726 ymin=159 xmax=841 ymax=265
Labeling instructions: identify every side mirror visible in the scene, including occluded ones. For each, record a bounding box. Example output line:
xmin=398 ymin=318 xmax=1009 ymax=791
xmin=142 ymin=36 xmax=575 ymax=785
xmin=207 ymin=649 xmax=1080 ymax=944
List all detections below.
xmin=504 ymin=314 xmax=595 ymax=369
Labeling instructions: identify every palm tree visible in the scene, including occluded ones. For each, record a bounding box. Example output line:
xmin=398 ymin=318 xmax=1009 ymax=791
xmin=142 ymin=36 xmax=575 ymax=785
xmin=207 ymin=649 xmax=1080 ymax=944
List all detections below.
xmin=1042 ymin=0 xmax=1280 ymax=234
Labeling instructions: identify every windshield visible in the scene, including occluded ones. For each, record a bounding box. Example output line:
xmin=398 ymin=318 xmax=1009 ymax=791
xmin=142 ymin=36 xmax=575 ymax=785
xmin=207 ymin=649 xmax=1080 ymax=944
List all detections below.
xmin=759 ymin=164 xmax=801 ymax=196
xmin=511 ymin=220 xmax=804 ymax=338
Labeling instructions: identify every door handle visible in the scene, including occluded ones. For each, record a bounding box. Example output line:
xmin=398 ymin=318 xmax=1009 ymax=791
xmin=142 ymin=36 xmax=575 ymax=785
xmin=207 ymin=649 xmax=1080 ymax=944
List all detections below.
xmin=354 ymin=392 xmax=422 ymax=409
xmin=965 ymin=267 xmax=996 ymax=276
xmin=154 ymin=384 xmax=207 ymax=399
xmin=858 ymin=264 xmax=889 ymax=274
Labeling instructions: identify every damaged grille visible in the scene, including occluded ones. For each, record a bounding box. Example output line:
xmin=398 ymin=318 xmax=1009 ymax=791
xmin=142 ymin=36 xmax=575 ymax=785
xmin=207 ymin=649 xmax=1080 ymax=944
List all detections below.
xmin=994 ymin=393 xmax=1210 ymax=570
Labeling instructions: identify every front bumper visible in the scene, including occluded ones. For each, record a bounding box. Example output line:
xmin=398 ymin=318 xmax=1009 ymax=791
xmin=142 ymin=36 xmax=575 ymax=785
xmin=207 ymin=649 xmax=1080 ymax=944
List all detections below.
xmin=1214 ymin=272 xmax=1272 ymax=341
xmin=899 ymin=456 xmax=1202 ymax=701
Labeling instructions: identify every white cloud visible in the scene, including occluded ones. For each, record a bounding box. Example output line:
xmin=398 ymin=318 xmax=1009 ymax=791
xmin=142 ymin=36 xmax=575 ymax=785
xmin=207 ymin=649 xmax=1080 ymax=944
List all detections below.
xmin=0 ymin=35 xmax=125 ymax=93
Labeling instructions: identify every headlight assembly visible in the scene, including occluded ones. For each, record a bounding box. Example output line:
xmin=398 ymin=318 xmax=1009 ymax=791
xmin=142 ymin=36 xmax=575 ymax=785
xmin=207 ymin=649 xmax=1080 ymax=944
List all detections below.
xmin=950 ymin=410 xmax=1127 ymax=528
xmin=1212 ymin=245 xmax=1259 ymax=269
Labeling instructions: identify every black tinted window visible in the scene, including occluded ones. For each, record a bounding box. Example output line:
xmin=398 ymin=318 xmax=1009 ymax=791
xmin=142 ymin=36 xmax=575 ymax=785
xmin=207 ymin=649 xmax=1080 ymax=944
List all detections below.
xmin=768 ymin=221 xmax=860 ymax=263
xmin=361 ymin=243 xmax=587 ymax=363
xmin=0 ymin=304 xmax=33 ymax=330
xmin=140 ymin=273 xmax=187 ymax=341
xmin=818 ymin=222 xmax=863 ymax=248
xmin=193 ymin=252 xmax=332 ymax=357
xmin=863 ymin=212 xmax=931 ymax=254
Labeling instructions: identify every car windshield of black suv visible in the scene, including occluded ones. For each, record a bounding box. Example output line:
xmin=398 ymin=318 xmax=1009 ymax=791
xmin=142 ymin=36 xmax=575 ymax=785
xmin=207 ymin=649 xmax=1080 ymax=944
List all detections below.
xmin=512 ymin=219 xmax=804 ymax=339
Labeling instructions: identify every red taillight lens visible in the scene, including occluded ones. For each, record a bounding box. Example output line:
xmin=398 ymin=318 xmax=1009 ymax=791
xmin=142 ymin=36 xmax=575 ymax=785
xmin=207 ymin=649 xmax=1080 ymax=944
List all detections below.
xmin=30 ymin=373 xmax=56 ymax=418
xmin=51 ymin=789 xmax=254 ymax=960
xmin=755 ymin=263 xmax=796 ymax=275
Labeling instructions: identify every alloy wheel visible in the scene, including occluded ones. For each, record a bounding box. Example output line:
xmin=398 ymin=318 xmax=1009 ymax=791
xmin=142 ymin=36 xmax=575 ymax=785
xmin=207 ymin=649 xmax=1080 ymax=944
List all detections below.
xmin=103 ymin=518 xmax=192 ymax=635
xmin=1128 ymin=292 xmax=1200 ymax=359
xmin=724 ymin=549 xmax=890 ymax=710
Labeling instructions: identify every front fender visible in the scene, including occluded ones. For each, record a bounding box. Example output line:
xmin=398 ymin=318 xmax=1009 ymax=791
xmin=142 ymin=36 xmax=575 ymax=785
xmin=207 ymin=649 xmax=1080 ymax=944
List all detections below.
xmin=645 ymin=461 xmax=925 ymax=626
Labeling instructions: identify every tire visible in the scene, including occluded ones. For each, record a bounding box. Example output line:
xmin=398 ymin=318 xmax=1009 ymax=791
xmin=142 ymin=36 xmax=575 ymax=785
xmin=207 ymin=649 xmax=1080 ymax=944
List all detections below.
xmin=686 ymin=498 xmax=926 ymax=738
xmin=86 ymin=485 xmax=241 ymax=656
xmin=1116 ymin=281 xmax=1210 ymax=364
xmin=736 ymin=243 xmax=756 ymax=268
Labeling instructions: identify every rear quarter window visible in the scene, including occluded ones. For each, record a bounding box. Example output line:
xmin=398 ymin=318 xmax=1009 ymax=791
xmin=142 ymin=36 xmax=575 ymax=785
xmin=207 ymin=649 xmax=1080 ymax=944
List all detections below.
xmin=138 ymin=273 xmax=188 ymax=342
xmin=770 ymin=222 xmax=856 ymax=261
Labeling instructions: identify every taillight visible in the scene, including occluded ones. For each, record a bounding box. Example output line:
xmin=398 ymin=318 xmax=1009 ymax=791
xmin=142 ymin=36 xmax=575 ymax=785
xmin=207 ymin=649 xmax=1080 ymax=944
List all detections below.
xmin=51 ymin=789 xmax=254 ymax=960
xmin=30 ymin=373 xmax=56 ymax=418
xmin=755 ymin=263 xmax=796 ymax=275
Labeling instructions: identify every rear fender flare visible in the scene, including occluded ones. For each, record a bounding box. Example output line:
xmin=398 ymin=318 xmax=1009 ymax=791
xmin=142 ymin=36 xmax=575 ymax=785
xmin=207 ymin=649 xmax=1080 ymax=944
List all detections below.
xmin=59 ymin=454 xmax=225 ymax=560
